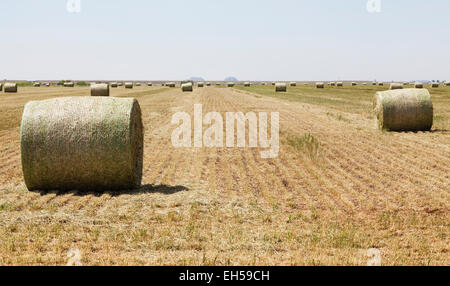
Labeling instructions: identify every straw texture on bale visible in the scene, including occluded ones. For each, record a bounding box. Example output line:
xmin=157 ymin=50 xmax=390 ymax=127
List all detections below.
xmin=64 ymin=82 xmax=74 ymax=87
xmin=125 ymin=82 xmax=133 ymax=89
xmin=336 ymin=82 xmax=343 ymax=87
xmin=414 ymin=82 xmax=423 ymax=89
xmin=20 ymin=97 xmax=143 ymax=191
xmin=373 ymin=88 xmax=433 ymax=131
xmin=275 ymin=83 xmax=287 ymax=92
xmin=430 ymin=83 xmax=439 ymax=88
xmin=181 ymin=82 xmax=193 ymax=92
xmin=316 ymin=82 xmax=324 ymax=88
xmin=390 ymin=83 xmax=403 ymax=90
xmin=4 ymin=83 xmax=18 ymax=93
xmin=91 ymin=83 xmax=110 ymax=97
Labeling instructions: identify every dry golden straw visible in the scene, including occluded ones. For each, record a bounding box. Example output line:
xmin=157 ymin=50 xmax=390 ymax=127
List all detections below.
xmin=20 ymin=97 xmax=144 ymax=191
xmin=373 ymin=88 xmax=433 ymax=131
xmin=91 ymin=83 xmax=110 ymax=97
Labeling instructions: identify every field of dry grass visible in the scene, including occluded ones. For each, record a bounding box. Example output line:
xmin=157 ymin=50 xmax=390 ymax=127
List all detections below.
xmin=0 ymin=84 xmax=448 ymax=265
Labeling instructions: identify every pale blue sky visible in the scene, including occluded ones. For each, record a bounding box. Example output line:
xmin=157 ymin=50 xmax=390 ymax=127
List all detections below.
xmin=1 ymin=0 xmax=449 ymax=81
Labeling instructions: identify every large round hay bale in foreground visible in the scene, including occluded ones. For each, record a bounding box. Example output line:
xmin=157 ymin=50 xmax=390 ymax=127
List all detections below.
xmin=275 ymin=83 xmax=287 ymax=92
xmin=4 ymin=83 xmax=18 ymax=93
xmin=125 ymin=82 xmax=133 ymax=89
xmin=20 ymin=97 xmax=143 ymax=191
xmin=181 ymin=82 xmax=193 ymax=92
xmin=316 ymin=82 xmax=324 ymax=88
xmin=91 ymin=83 xmax=110 ymax=97
xmin=373 ymin=88 xmax=433 ymax=131
xmin=389 ymin=83 xmax=403 ymax=90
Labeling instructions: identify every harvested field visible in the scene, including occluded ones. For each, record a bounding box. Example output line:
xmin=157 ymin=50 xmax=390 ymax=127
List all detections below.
xmin=0 ymin=84 xmax=448 ymax=266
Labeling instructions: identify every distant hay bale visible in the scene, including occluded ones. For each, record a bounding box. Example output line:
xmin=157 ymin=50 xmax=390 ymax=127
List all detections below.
xmin=352 ymin=82 xmax=357 ymax=86
xmin=0 ymin=83 xmax=3 ymax=91
xmin=4 ymin=83 xmax=18 ymax=93
xmin=275 ymin=83 xmax=287 ymax=92
xmin=167 ymin=82 xmax=176 ymax=88
xmin=147 ymin=83 xmax=153 ymax=86
xmin=118 ymin=82 xmax=124 ymax=86
xmin=244 ymin=82 xmax=250 ymax=87
xmin=336 ymin=82 xmax=343 ymax=87
xmin=372 ymin=82 xmax=377 ymax=85
xmin=444 ymin=81 xmax=450 ymax=86
xmin=389 ymin=83 xmax=403 ymax=90
xmin=430 ymin=83 xmax=439 ymax=88
xmin=330 ymin=82 xmax=336 ymax=86
xmin=111 ymin=82 xmax=118 ymax=88
xmin=362 ymin=83 xmax=367 ymax=86
xmin=198 ymin=82 xmax=204 ymax=87
xmin=316 ymin=82 xmax=324 ymax=88
xmin=20 ymin=97 xmax=143 ymax=191
xmin=125 ymin=82 xmax=133 ymax=89
xmin=378 ymin=82 xmax=384 ymax=86
xmin=181 ymin=82 xmax=193 ymax=92
xmin=290 ymin=82 xmax=297 ymax=86
xmin=414 ymin=82 xmax=424 ymax=89
xmin=64 ymin=82 xmax=74 ymax=87
xmin=272 ymin=82 xmax=276 ymax=85
xmin=373 ymin=88 xmax=433 ymax=131
xmin=136 ymin=83 xmax=141 ymax=86
xmin=206 ymin=82 xmax=211 ymax=86
xmin=227 ymin=82 xmax=235 ymax=87
xmin=91 ymin=83 xmax=110 ymax=97
xmin=34 ymin=82 xmax=41 ymax=87
xmin=261 ymin=82 xmax=266 ymax=85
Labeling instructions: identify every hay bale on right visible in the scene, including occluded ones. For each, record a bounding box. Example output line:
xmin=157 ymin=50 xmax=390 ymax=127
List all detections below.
xmin=373 ymin=88 xmax=433 ymax=131
xmin=4 ymin=83 xmax=18 ymax=93
xmin=91 ymin=83 xmax=110 ymax=97
xmin=389 ymin=83 xmax=403 ymax=90
xmin=275 ymin=83 xmax=286 ymax=92
xmin=125 ymin=82 xmax=133 ymax=89
xmin=414 ymin=82 xmax=423 ymax=89
xmin=316 ymin=82 xmax=324 ymax=88
xmin=181 ymin=82 xmax=193 ymax=92
xmin=444 ymin=81 xmax=450 ymax=86
xmin=20 ymin=97 xmax=143 ymax=191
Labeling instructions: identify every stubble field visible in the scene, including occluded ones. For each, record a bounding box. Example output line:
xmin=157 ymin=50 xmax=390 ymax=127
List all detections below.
xmin=0 ymin=84 xmax=448 ymax=265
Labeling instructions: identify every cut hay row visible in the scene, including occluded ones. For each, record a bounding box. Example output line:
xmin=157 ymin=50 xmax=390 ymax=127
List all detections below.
xmin=20 ymin=97 xmax=143 ymax=191
xmin=373 ymin=88 xmax=433 ymax=131
xmin=91 ymin=83 xmax=110 ymax=97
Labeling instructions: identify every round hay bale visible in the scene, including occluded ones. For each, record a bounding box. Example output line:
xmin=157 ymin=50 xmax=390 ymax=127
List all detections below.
xmin=4 ymin=83 xmax=18 ymax=93
xmin=372 ymin=82 xmax=377 ymax=85
xmin=147 ymin=83 xmax=153 ymax=86
xmin=34 ymin=82 xmax=41 ymax=87
xmin=444 ymin=81 xmax=450 ymax=86
xmin=373 ymin=88 xmax=433 ymax=131
xmin=389 ymin=83 xmax=403 ymax=90
xmin=316 ymin=82 xmax=324 ymax=88
xmin=206 ymin=82 xmax=211 ymax=86
xmin=414 ymin=82 xmax=424 ymax=89
xmin=167 ymin=82 xmax=176 ymax=88
xmin=20 ymin=97 xmax=143 ymax=191
xmin=330 ymin=82 xmax=336 ymax=86
xmin=64 ymin=82 xmax=74 ymax=87
xmin=125 ymin=82 xmax=133 ymax=89
xmin=0 ymin=83 xmax=3 ymax=91
xmin=91 ymin=83 xmax=110 ymax=97
xmin=136 ymin=83 xmax=141 ymax=86
xmin=275 ymin=83 xmax=287 ymax=92
xmin=227 ymin=82 xmax=235 ymax=87
xmin=351 ymin=82 xmax=357 ymax=86
xmin=290 ymin=82 xmax=297 ymax=87
xmin=244 ymin=82 xmax=250 ymax=87
xmin=181 ymin=82 xmax=193 ymax=92
xmin=336 ymin=82 xmax=343 ymax=87
xmin=378 ymin=82 xmax=384 ymax=86
xmin=272 ymin=82 xmax=276 ymax=86
xmin=198 ymin=82 xmax=204 ymax=87
xmin=118 ymin=82 xmax=124 ymax=86
xmin=430 ymin=83 xmax=439 ymax=88
xmin=111 ymin=82 xmax=118 ymax=88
